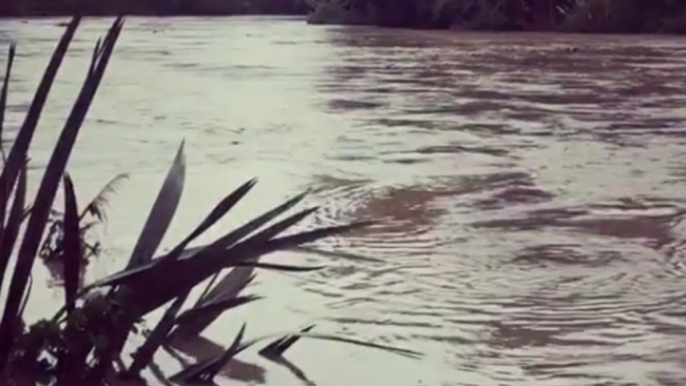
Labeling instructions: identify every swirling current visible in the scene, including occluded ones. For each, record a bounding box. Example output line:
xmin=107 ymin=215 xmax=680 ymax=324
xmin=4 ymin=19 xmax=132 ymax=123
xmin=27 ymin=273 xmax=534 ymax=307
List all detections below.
xmin=2 ymin=16 xmax=686 ymax=386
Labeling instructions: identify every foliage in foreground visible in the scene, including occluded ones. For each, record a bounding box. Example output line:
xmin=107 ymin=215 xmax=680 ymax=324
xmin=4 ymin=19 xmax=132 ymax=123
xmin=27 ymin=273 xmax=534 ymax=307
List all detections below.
xmin=39 ymin=173 xmax=129 ymax=266
xmin=0 ymin=16 xmax=419 ymax=386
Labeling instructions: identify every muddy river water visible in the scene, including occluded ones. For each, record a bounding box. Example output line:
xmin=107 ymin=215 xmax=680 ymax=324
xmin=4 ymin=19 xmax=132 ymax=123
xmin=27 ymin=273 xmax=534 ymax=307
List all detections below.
xmin=2 ymin=15 xmax=686 ymax=386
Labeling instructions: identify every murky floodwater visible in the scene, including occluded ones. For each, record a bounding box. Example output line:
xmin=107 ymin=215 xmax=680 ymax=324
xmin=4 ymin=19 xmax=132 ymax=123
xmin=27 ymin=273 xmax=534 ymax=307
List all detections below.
xmin=2 ymin=15 xmax=686 ymax=386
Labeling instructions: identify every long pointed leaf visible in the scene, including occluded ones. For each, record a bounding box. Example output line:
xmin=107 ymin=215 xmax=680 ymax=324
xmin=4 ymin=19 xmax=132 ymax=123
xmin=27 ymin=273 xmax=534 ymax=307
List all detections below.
xmin=202 ymin=323 xmax=250 ymax=381
xmin=94 ymin=218 xmax=362 ymax=293
xmin=0 ymin=18 xmax=79 ymax=235
xmin=89 ymin=192 xmax=313 ymax=311
xmin=0 ymin=16 xmax=124 ymax=366
xmin=172 ymin=273 xmax=257 ymax=339
xmin=246 ymin=331 xmax=422 ymax=359
xmin=229 ymin=262 xmax=323 ymax=271
xmin=184 ymin=205 xmax=319 ymax=309
xmin=0 ymin=43 xmax=15 ymax=163
xmin=196 ymin=266 xmax=256 ymax=309
xmin=259 ymin=324 xmax=315 ymax=358
xmin=155 ymin=190 xmax=310 ymax=265
xmin=126 ymin=140 xmax=185 ymax=269
xmin=197 ymin=270 xmax=256 ymax=307
xmin=161 ymin=178 xmax=257 ymax=262
xmin=89 ymin=38 xmax=101 ymax=76
xmin=62 ymin=174 xmax=81 ymax=315
xmin=110 ymin=220 xmax=365 ymax=317
xmin=127 ymin=294 xmax=186 ymax=376
xmin=174 ymin=295 xmax=261 ymax=327
xmin=171 ymin=324 xmax=249 ymax=383
xmin=220 ymin=206 xmax=318 ymax=248
xmin=88 ymin=258 xmax=319 ymax=291
xmin=167 ymin=359 xmax=213 ymax=384
xmin=0 ymin=162 xmax=26 ymax=293
xmin=102 ymin=177 xmax=256 ymax=344
xmin=259 ymin=222 xmax=373 ymax=255
xmin=0 ymin=17 xmax=81 ymax=213
xmin=292 ymin=246 xmax=384 ymax=263
xmin=262 ymin=355 xmax=315 ymax=386
xmin=17 ymin=273 xmax=31 ymax=319
xmin=201 ymin=189 xmax=311 ymax=253
xmin=172 ymin=327 xmax=421 ymax=383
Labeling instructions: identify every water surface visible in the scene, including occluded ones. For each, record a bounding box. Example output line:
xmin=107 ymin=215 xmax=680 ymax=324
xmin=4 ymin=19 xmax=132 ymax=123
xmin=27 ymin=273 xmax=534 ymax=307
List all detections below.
xmin=2 ymin=16 xmax=686 ymax=386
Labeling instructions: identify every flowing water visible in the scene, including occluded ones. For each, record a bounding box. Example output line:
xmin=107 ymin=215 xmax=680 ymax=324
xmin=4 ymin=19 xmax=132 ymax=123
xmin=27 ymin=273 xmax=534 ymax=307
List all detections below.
xmin=2 ymin=16 xmax=686 ymax=386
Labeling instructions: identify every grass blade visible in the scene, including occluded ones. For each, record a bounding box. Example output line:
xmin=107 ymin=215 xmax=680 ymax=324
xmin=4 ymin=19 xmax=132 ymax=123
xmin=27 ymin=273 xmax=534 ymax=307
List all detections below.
xmin=0 ymin=162 xmax=26 ymax=294
xmin=0 ymin=16 xmax=123 ymax=366
xmin=125 ymin=140 xmax=185 ymax=269
xmin=62 ymin=174 xmax=81 ymax=315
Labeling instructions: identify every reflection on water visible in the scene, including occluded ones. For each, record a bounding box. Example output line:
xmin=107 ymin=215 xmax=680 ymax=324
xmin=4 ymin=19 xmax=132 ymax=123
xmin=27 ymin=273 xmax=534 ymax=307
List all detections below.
xmin=2 ymin=16 xmax=686 ymax=386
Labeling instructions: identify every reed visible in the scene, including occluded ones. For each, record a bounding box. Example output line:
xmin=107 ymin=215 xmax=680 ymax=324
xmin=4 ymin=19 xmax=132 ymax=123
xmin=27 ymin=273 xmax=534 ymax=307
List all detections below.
xmin=0 ymin=17 xmax=419 ymax=385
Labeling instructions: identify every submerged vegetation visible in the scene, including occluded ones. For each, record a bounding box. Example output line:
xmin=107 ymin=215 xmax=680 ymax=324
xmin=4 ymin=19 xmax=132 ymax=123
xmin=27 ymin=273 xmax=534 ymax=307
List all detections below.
xmin=0 ymin=17 xmax=419 ymax=386
xmin=308 ymin=0 xmax=686 ymax=34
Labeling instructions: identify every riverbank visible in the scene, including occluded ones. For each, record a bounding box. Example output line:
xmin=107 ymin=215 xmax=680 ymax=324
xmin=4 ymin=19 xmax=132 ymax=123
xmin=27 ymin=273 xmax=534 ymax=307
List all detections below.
xmin=307 ymin=0 xmax=686 ymax=34
xmin=4 ymin=0 xmax=685 ymax=35
xmin=0 ymin=0 xmax=309 ymax=17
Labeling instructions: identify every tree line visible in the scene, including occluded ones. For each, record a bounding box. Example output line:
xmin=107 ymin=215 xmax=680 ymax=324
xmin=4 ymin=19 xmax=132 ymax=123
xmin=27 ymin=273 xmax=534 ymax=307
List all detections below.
xmin=308 ymin=0 xmax=686 ymax=34
xmin=0 ymin=0 xmax=307 ymax=17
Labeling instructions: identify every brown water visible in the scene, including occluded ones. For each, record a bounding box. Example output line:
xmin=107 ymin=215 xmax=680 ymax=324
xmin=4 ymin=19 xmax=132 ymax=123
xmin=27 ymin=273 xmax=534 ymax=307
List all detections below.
xmin=2 ymin=16 xmax=686 ymax=386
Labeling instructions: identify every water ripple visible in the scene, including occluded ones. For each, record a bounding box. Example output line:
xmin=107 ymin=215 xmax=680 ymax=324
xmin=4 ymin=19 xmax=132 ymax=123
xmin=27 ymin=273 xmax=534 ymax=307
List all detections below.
xmin=4 ymin=17 xmax=686 ymax=386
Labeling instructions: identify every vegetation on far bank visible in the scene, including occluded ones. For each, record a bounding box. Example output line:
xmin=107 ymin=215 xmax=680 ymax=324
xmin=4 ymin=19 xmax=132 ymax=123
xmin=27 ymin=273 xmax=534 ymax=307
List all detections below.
xmin=2 ymin=0 xmax=685 ymax=35
xmin=308 ymin=0 xmax=686 ymax=34
xmin=0 ymin=0 xmax=308 ymax=17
